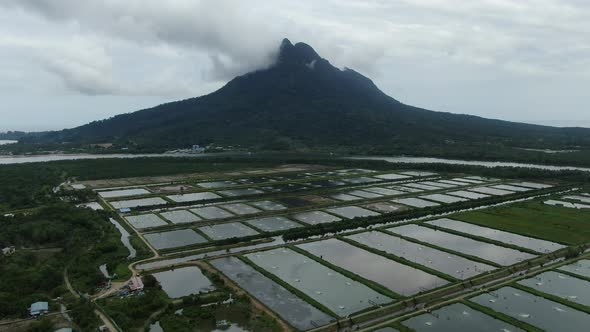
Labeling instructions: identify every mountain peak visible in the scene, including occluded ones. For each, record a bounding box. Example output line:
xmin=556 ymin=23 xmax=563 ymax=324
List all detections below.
xmin=277 ymin=38 xmax=320 ymax=65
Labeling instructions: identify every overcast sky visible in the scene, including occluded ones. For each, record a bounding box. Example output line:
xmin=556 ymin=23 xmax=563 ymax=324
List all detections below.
xmin=1 ymin=0 xmax=589 ymax=132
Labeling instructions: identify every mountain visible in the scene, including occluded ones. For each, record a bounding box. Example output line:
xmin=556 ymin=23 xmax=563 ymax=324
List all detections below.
xmin=28 ymin=38 xmax=590 ymax=151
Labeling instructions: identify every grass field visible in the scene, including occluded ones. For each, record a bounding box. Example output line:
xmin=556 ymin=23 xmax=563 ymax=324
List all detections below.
xmin=452 ymin=199 xmax=590 ymax=245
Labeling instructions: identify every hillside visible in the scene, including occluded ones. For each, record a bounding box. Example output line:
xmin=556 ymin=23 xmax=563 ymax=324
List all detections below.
xmin=26 ymin=39 xmax=590 ymax=151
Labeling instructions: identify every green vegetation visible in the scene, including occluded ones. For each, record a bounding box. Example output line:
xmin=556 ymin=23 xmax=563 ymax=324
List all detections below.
xmin=99 ymin=286 xmax=168 ymax=331
xmin=453 ymin=200 xmax=590 ymax=245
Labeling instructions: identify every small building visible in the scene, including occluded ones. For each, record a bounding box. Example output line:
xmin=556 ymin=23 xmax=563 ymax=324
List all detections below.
xmin=119 ymin=208 xmax=131 ymax=213
xmin=191 ymin=145 xmax=206 ymax=153
xmin=29 ymin=301 xmax=49 ymax=316
xmin=2 ymin=246 xmax=15 ymax=256
xmin=129 ymin=277 xmax=144 ymax=292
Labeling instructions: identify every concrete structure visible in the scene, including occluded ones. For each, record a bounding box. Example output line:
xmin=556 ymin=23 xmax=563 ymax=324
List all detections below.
xmin=29 ymin=301 xmax=49 ymax=316
xmin=2 ymin=246 xmax=15 ymax=256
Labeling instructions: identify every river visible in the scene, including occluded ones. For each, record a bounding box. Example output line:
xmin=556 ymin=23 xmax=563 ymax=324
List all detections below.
xmin=0 ymin=152 xmax=239 ymax=165
xmin=0 ymin=140 xmax=17 ymax=145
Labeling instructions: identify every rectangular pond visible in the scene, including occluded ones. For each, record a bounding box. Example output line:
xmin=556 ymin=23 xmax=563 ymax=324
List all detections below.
xmin=511 ymin=181 xmax=552 ymax=189
xmin=250 ymin=200 xmax=287 ymax=211
xmin=160 ymin=210 xmax=202 ymax=224
xmin=470 ymin=286 xmax=590 ymax=332
xmin=364 ymin=202 xmax=403 ymax=213
xmin=347 ymin=190 xmax=384 ymax=199
xmin=544 ymin=199 xmax=590 ymax=209
xmin=387 ymin=224 xmax=536 ymax=266
xmin=220 ymin=203 xmax=262 ymax=215
xmin=558 ymin=260 xmax=590 ymax=279
xmin=518 ymin=271 xmax=590 ymax=306
xmin=451 ymin=178 xmax=485 ymax=184
xmin=144 ymin=229 xmax=208 ymax=250
xmin=167 ymin=192 xmax=221 ymax=202
xmin=393 ymin=198 xmax=440 ymax=208
xmin=152 ymin=266 xmax=215 ymax=298
xmin=374 ymin=173 xmax=411 ymax=180
xmin=399 ymin=171 xmax=437 ymax=177
xmin=427 ymin=218 xmax=565 ymax=253
xmin=99 ymin=188 xmax=150 ymax=198
xmin=245 ymin=248 xmax=392 ymax=317
xmin=395 ymin=186 xmax=424 ymax=193
xmin=198 ymin=222 xmax=259 ymax=240
xmin=218 ymin=188 xmax=265 ymax=197
xmin=402 ymin=302 xmax=524 ymax=332
xmin=446 ymin=190 xmax=490 ymax=200
xmin=420 ymin=181 xmax=457 ymax=188
xmin=563 ymin=195 xmax=590 ymax=204
xmin=210 ymin=257 xmax=334 ymax=330
xmin=111 ymin=197 xmax=168 ymax=209
xmin=126 ymin=214 xmax=168 ymax=229
xmin=363 ymin=187 xmax=405 ymax=196
xmin=190 ymin=206 xmax=235 ymax=219
xmin=244 ymin=216 xmax=302 ymax=232
xmin=330 ymin=193 xmax=362 ymax=201
xmin=298 ymin=238 xmax=448 ymax=295
xmin=438 ymin=179 xmax=470 ymax=186
xmin=468 ymin=186 xmax=514 ymax=196
xmin=346 ymin=231 xmax=495 ymax=279
xmin=419 ymin=194 xmax=468 ymax=204
xmin=326 ymin=206 xmax=380 ymax=219
xmin=342 ymin=176 xmax=381 ymax=184
xmin=403 ymin=183 xmax=443 ymax=191
xmin=197 ymin=180 xmax=237 ymax=189
xmin=491 ymin=184 xmax=531 ymax=192
xmin=292 ymin=211 xmax=342 ymax=225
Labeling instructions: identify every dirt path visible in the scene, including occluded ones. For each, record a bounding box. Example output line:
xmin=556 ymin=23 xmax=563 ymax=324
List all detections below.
xmin=195 ymin=261 xmax=292 ymax=332
xmin=95 ymin=309 xmax=119 ymax=332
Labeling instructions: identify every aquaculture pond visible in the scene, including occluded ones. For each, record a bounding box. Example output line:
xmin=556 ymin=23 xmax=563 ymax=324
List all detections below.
xmin=393 ymin=198 xmax=440 ymax=208
xmin=438 ymin=179 xmax=471 ymax=186
xmin=244 ymin=216 xmax=302 ymax=232
xmin=326 ymin=206 xmax=380 ymax=219
xmin=420 ymin=181 xmax=457 ymax=188
xmin=330 ymin=193 xmax=361 ymax=201
xmin=198 ymin=222 xmax=259 ymax=241
xmin=403 ymin=183 xmax=442 ymax=191
xmin=346 ymin=231 xmax=495 ymax=279
xmin=167 ymin=192 xmax=221 ymax=202
xmin=374 ymin=173 xmax=411 ymax=180
xmin=220 ymin=203 xmax=262 ymax=215
xmin=446 ymin=190 xmax=490 ymax=200
xmin=511 ymin=181 xmax=552 ymax=189
xmin=217 ymin=188 xmax=265 ymax=197
xmin=402 ymin=303 xmax=524 ymax=332
xmin=518 ymin=271 xmax=590 ymax=306
xmin=470 ymin=286 xmax=590 ymax=332
xmin=364 ymin=202 xmax=403 ymax=213
xmin=250 ymin=200 xmax=287 ymax=211
xmin=160 ymin=210 xmax=202 ymax=224
xmin=427 ymin=218 xmax=565 ymax=253
xmin=399 ymin=171 xmax=437 ymax=177
xmin=297 ymin=238 xmax=448 ymax=295
xmin=419 ymin=194 xmax=468 ymax=204
xmin=558 ymin=259 xmax=590 ymax=279
xmin=468 ymin=186 xmax=513 ymax=196
xmin=210 ymin=257 xmax=334 ymax=330
xmin=346 ymin=190 xmax=384 ymax=199
xmin=109 ymin=218 xmax=137 ymax=258
xmin=292 ymin=211 xmax=342 ymax=225
xmin=110 ymin=197 xmax=168 ymax=209
xmin=152 ymin=266 xmax=215 ymax=298
xmin=362 ymin=187 xmax=405 ymax=196
xmin=98 ymin=188 xmax=150 ymax=198
xmin=245 ymin=248 xmax=391 ymax=317
xmin=197 ymin=180 xmax=237 ymax=188
xmin=190 ymin=206 xmax=235 ymax=219
xmin=491 ymin=184 xmax=531 ymax=192
xmin=144 ymin=229 xmax=208 ymax=250
xmin=387 ymin=224 xmax=535 ymax=266
xmin=342 ymin=176 xmax=381 ymax=184
xmin=126 ymin=214 xmax=168 ymax=229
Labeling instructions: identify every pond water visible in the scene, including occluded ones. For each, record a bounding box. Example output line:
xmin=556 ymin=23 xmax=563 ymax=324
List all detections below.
xmin=77 ymin=201 xmax=104 ymax=210
xmin=98 ymin=188 xmax=150 ymax=198
xmin=393 ymin=198 xmax=440 ymax=208
xmin=364 ymin=202 xmax=403 ymax=213
xmin=511 ymin=181 xmax=552 ymax=189
xmin=347 ymin=190 xmax=384 ymax=199
xmin=0 ymin=152 xmax=233 ymax=165
xmin=563 ymin=195 xmax=590 ymax=204
xmin=403 ymin=183 xmax=443 ymax=191
xmin=210 ymin=256 xmax=334 ymax=330
xmin=149 ymin=321 xmax=163 ymax=332
xmin=343 ymin=176 xmax=381 ymax=184
xmin=326 ymin=206 xmax=380 ymax=219
xmin=292 ymin=211 xmax=342 ymax=225
xmin=144 ymin=229 xmax=208 ymax=250
xmin=217 ymin=188 xmax=264 ymax=197
xmin=558 ymin=260 xmax=590 ymax=279
xmin=244 ymin=216 xmax=302 ymax=232
xmin=126 ymin=214 xmax=168 ymax=229
xmin=198 ymin=222 xmax=259 ymax=240
xmin=468 ymin=186 xmax=514 ymax=196
xmin=446 ymin=190 xmax=490 ymax=200
xmin=346 ymin=231 xmax=495 ymax=279
xmin=363 ymin=187 xmax=405 ymax=196
xmin=544 ymin=199 xmax=590 ymax=209
xmin=330 ymin=193 xmax=362 ymax=201
xmin=439 ymin=179 xmax=471 ymax=186
xmin=395 ymin=186 xmax=424 ymax=193
xmin=374 ymin=173 xmax=411 ymax=180
xmin=160 ymin=210 xmax=202 ymax=224
xmin=387 ymin=224 xmax=536 ymax=266
xmin=427 ymin=218 xmax=565 ymax=253
xmin=0 ymin=140 xmax=17 ymax=145
xmin=190 ymin=206 xmax=235 ymax=219
xmin=419 ymin=194 xmax=468 ymax=204
xmin=250 ymin=200 xmax=287 ymax=211
xmin=298 ymin=238 xmax=448 ymax=295
xmin=402 ymin=302 xmax=524 ymax=332
xmin=246 ymin=248 xmax=392 ymax=317
xmin=220 ymin=203 xmax=262 ymax=215
xmin=198 ymin=180 xmax=237 ymax=189
xmin=470 ymin=286 xmax=590 ymax=331
xmin=452 ymin=178 xmax=485 ymax=184
xmin=491 ymin=184 xmax=531 ymax=192
xmin=109 ymin=218 xmax=136 ymax=258
xmin=167 ymin=192 xmax=221 ymax=203
xmin=420 ymin=181 xmax=456 ymax=188
xmin=373 ymin=328 xmax=399 ymax=332
xmin=152 ymin=266 xmax=215 ymax=298
xmin=110 ymin=197 xmax=168 ymax=209
xmin=518 ymin=271 xmax=590 ymax=307
xmin=399 ymin=171 xmax=437 ymax=177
